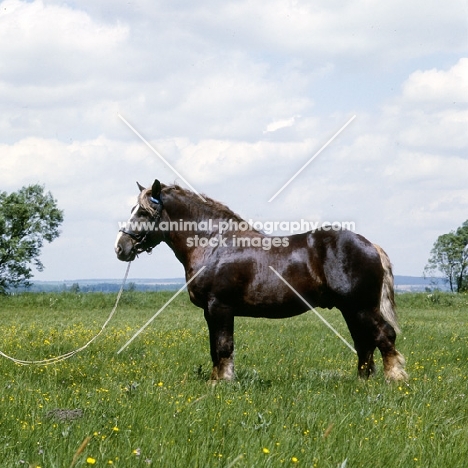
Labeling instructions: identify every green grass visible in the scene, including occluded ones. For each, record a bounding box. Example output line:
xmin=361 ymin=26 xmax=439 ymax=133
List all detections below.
xmin=0 ymin=291 xmax=467 ymax=467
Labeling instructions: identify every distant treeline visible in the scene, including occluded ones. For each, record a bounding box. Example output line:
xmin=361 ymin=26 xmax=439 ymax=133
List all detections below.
xmin=14 ymin=275 xmax=447 ymax=294
xmin=18 ymin=282 xmax=185 ymax=293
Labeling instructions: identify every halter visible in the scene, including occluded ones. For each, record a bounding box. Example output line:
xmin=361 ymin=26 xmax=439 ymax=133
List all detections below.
xmin=119 ymin=197 xmax=163 ymax=255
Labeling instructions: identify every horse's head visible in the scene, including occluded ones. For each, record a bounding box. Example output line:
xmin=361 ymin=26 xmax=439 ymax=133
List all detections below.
xmin=115 ymin=179 xmax=165 ymax=261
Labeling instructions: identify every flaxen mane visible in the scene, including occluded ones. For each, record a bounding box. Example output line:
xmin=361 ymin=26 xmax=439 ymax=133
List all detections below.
xmin=141 ymin=184 xmax=244 ymax=222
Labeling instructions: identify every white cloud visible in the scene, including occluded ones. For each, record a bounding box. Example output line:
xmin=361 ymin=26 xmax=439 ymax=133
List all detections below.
xmin=264 ymin=116 xmax=299 ymax=134
xmin=402 ymin=58 xmax=468 ymax=105
xmin=391 ymin=59 xmax=468 ymax=152
xmin=174 ymin=137 xmax=317 ymax=185
xmin=0 ymin=0 xmax=129 ymax=84
xmin=170 ymin=0 xmax=467 ymax=64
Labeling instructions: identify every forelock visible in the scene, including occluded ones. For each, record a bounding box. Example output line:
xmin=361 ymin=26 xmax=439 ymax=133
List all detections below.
xmin=137 ymin=189 xmax=158 ymax=217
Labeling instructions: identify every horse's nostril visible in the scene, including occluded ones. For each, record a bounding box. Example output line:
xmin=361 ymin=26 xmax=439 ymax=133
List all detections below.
xmin=115 ymin=245 xmax=122 ymax=255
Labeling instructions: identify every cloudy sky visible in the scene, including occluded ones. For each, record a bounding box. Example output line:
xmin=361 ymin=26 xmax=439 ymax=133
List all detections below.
xmin=1 ymin=0 xmax=467 ymax=281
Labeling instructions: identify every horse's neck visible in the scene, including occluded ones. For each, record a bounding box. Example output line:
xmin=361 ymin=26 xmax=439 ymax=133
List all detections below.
xmin=161 ymin=194 xmax=227 ymax=267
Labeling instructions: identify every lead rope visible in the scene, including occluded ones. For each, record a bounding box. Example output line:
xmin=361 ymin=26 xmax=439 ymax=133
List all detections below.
xmin=0 ymin=262 xmax=132 ymax=366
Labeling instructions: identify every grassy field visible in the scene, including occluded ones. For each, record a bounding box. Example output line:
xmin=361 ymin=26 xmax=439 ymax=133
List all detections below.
xmin=0 ymin=290 xmax=467 ymax=467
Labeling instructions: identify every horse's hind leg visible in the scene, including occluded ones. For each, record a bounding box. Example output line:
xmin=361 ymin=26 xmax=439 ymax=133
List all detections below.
xmin=375 ymin=321 xmax=408 ymax=382
xmin=342 ymin=310 xmax=377 ymax=378
xmin=204 ymin=305 xmax=235 ymax=381
xmin=343 ymin=308 xmax=407 ymax=381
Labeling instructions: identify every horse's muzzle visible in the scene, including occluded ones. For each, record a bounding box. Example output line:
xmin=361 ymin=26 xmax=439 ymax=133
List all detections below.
xmin=115 ymin=231 xmax=137 ymax=261
xmin=115 ymin=245 xmax=132 ymax=261
xmin=115 ymin=244 xmax=136 ymax=262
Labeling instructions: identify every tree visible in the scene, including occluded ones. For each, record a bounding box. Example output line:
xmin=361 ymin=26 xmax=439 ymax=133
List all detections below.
xmin=425 ymin=220 xmax=468 ymax=293
xmin=69 ymin=283 xmax=80 ymax=294
xmin=0 ymin=184 xmax=64 ymax=294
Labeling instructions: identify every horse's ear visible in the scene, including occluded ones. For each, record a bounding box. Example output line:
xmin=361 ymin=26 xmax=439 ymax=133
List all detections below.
xmin=151 ymin=179 xmax=162 ymax=201
xmin=136 ymin=182 xmax=146 ymax=192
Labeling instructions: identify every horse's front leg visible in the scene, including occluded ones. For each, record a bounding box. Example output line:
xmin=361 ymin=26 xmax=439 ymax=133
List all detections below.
xmin=204 ymin=304 xmax=235 ymax=381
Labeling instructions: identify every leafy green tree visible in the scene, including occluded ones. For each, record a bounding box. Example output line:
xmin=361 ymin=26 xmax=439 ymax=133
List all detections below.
xmin=425 ymin=220 xmax=468 ymax=293
xmin=69 ymin=283 xmax=80 ymax=294
xmin=0 ymin=184 xmax=64 ymax=293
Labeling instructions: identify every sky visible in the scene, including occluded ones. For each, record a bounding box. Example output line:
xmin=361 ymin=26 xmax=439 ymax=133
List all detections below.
xmin=0 ymin=0 xmax=467 ymax=281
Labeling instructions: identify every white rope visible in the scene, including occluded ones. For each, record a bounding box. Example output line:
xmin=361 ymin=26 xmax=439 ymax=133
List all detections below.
xmin=117 ymin=265 xmax=206 ymax=354
xmin=0 ymin=262 xmax=132 ymax=366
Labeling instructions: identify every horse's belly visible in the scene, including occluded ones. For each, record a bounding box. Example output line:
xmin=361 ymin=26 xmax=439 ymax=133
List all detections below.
xmin=234 ymin=299 xmax=313 ymax=319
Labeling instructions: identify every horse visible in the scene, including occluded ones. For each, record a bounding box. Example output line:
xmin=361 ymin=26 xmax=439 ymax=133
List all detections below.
xmin=115 ymin=180 xmax=407 ymax=382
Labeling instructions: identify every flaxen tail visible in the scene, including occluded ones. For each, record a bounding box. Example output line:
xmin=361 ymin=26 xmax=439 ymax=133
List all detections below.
xmin=373 ymin=244 xmax=400 ymax=334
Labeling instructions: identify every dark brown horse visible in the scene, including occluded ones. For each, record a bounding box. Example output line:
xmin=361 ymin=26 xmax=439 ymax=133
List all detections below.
xmin=115 ymin=180 xmax=407 ymax=381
